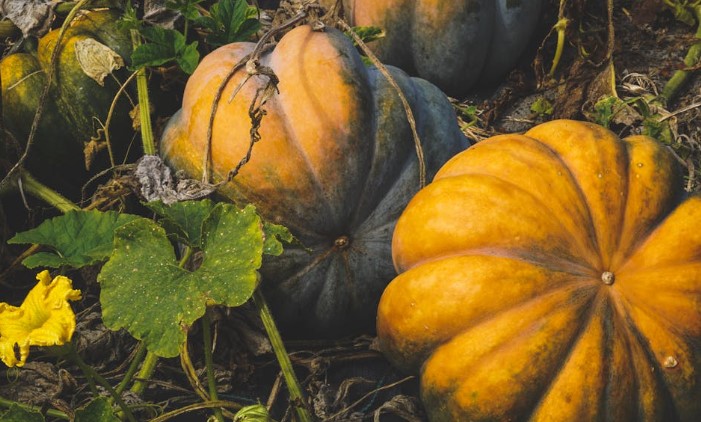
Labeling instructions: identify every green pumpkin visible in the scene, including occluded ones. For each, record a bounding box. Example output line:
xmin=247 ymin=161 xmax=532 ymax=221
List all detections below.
xmin=1 ymin=9 xmax=134 ymax=191
xmin=342 ymin=0 xmax=543 ymax=97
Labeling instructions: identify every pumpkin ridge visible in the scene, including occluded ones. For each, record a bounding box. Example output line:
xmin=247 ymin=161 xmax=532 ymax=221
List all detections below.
xmin=273 ymin=241 xmax=338 ymax=291
xmin=446 ymin=278 xmax=599 ymax=357
xmin=452 ymin=169 xmax=603 ymax=270
xmin=347 ymin=65 xmax=424 ymax=231
xmin=414 ymin=247 xmax=597 ymax=278
xmin=268 ymin=88 xmax=341 ymax=233
xmin=613 ymin=287 xmax=693 ymax=346
xmin=524 ymin=134 xmax=611 ymax=270
xmin=524 ymin=289 xmax=613 ymax=419
xmin=526 ymin=121 xmax=632 ymax=270
xmin=315 ymin=249 xmax=360 ymax=320
xmin=612 ymin=297 xmax=684 ymax=419
xmin=422 ymin=283 xmax=599 ymax=420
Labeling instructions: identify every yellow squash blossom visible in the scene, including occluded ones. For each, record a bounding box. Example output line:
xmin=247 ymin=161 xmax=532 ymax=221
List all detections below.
xmin=0 ymin=270 xmax=81 ymax=367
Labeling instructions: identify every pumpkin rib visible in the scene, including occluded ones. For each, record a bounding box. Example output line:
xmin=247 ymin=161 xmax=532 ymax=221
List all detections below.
xmin=272 ymin=242 xmax=338 ymax=290
xmin=377 ymin=255 xmax=596 ymax=372
xmin=350 ymin=157 xmax=415 ymax=235
xmin=421 ymin=283 xmax=599 ymax=420
xmin=612 ymin=135 xmax=684 ymax=268
xmin=398 ymin=170 xmax=602 ymax=273
xmin=614 ymin=299 xmax=684 ymax=419
xmin=450 ymin=170 xmax=603 ymax=271
xmin=524 ymin=120 xmax=631 ymax=270
xmin=526 ymin=290 xmax=615 ymax=420
xmin=525 ymin=133 xmax=618 ymax=271
xmin=272 ymin=87 xmax=345 ymax=235
xmin=615 ymin=290 xmax=695 ymax=353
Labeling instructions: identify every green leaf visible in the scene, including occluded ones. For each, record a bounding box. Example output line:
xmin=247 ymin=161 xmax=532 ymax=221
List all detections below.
xmin=146 ymin=199 xmax=218 ymax=248
xmin=98 ymin=204 xmax=264 ymax=357
xmin=530 ymin=97 xmax=554 ymax=117
xmin=130 ymin=27 xmax=200 ymax=74
xmin=8 ymin=210 xmax=141 ymax=269
xmin=166 ymin=0 xmax=205 ymax=21
xmin=74 ymin=398 xmax=120 ymax=422
xmin=177 ymin=40 xmax=200 ymax=74
xmin=0 ymin=404 xmax=44 ymax=422
xmin=198 ymin=0 xmax=261 ymax=47
xmin=117 ymin=2 xmax=141 ymax=31
xmin=234 ymin=404 xmax=274 ymax=421
xmin=590 ymin=95 xmax=623 ymax=128
xmin=262 ymin=221 xmax=294 ymax=256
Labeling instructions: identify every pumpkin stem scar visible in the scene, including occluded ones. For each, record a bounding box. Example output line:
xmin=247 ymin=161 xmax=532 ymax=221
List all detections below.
xmin=334 ymin=235 xmax=350 ymax=250
xmin=601 ymin=271 xmax=615 ymax=285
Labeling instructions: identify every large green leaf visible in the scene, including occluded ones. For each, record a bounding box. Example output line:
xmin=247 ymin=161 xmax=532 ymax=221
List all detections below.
xmin=8 ymin=210 xmax=141 ymax=269
xmin=98 ymin=203 xmax=263 ymax=357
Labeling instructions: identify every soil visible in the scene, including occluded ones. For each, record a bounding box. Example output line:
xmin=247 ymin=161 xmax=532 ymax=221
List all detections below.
xmin=1 ymin=0 xmax=700 ymax=421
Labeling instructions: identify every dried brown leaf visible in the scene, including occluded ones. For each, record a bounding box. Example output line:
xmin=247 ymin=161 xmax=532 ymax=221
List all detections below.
xmin=74 ymin=38 xmax=125 ymax=86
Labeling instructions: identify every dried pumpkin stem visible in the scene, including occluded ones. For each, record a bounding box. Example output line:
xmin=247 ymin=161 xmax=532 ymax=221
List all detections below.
xmin=102 ymin=71 xmax=139 ymax=168
xmin=337 ymin=18 xmax=427 ymax=188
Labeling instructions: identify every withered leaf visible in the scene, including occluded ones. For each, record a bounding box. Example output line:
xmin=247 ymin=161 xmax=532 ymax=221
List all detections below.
xmin=74 ymin=38 xmax=124 ymax=86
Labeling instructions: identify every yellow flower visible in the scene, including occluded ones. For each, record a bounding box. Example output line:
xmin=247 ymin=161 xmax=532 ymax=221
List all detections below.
xmin=0 ymin=270 xmax=81 ymax=367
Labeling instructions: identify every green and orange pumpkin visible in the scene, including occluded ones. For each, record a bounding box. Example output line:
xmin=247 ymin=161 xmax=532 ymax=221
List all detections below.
xmin=0 ymin=9 xmax=134 ymax=189
xmin=160 ymin=24 xmax=469 ymax=337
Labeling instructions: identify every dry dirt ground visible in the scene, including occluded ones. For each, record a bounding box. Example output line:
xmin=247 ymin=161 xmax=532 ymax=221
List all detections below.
xmin=1 ymin=0 xmax=700 ymax=421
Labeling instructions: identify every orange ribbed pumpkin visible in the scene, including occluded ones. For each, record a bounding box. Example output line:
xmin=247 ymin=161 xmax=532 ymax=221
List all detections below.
xmin=378 ymin=119 xmax=701 ymax=420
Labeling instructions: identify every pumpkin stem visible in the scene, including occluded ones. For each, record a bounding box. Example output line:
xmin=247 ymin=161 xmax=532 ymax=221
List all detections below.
xmin=601 ymin=271 xmax=615 ymax=285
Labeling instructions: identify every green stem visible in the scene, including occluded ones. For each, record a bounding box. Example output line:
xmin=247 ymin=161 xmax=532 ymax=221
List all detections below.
xmin=202 ymin=314 xmax=224 ymax=422
xmin=129 ymin=30 xmax=156 ymax=156
xmin=67 ymin=345 xmax=137 ymax=422
xmin=115 ymin=341 xmax=148 ymax=395
xmin=0 ymin=395 xmax=69 ymax=419
xmin=549 ymin=0 xmax=568 ymax=77
xmin=0 ymin=171 xmax=80 ymax=213
xmin=252 ymin=289 xmax=312 ymax=422
xmin=129 ymin=350 xmax=159 ymax=396
xmin=661 ymin=5 xmax=701 ymax=104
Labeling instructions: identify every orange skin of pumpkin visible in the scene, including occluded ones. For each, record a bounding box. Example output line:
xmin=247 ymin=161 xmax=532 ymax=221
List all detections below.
xmin=160 ymin=25 xmax=467 ymax=337
xmin=378 ymin=120 xmax=701 ymax=420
